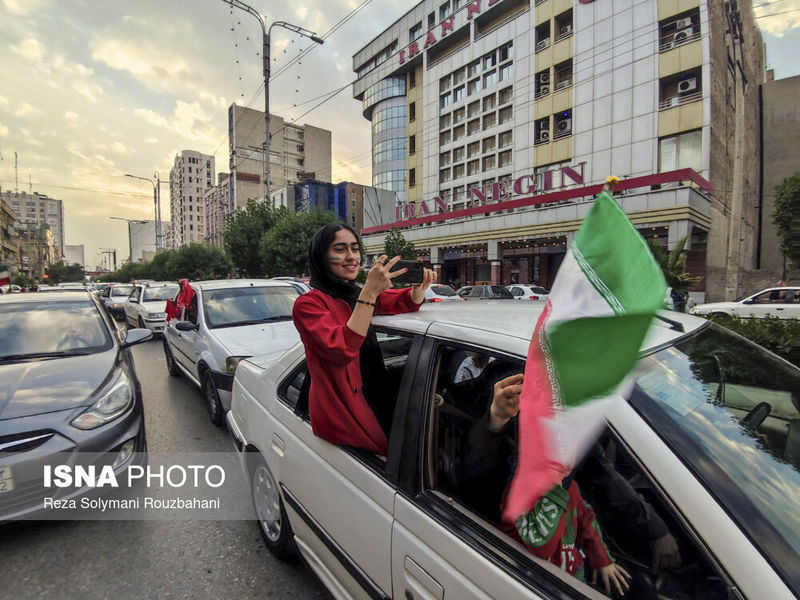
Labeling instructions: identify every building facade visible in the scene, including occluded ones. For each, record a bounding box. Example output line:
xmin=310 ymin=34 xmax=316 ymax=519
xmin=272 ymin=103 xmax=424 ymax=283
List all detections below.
xmin=228 ymin=104 xmax=333 ymax=208
xmin=204 ymin=173 xmax=233 ymax=247
xmin=1 ymin=198 xmax=19 ymax=272
xmin=353 ymin=0 xmax=765 ymax=300
xmin=128 ymin=220 xmax=157 ymax=262
xmin=2 ymin=191 xmax=65 ymax=258
xmin=64 ymin=244 xmax=85 ymax=267
xmin=168 ymin=150 xmax=215 ymax=248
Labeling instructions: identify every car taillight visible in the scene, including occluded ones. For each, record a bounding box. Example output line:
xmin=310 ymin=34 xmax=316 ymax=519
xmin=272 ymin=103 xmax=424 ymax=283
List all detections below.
xmin=429 ymin=298 xmax=442 ymax=302
xmin=530 ymin=295 xmax=539 ymax=300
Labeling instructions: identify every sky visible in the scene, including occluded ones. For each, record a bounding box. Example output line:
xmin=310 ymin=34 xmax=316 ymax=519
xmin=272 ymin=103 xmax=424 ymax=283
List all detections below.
xmin=0 ymin=0 xmax=799 ymax=270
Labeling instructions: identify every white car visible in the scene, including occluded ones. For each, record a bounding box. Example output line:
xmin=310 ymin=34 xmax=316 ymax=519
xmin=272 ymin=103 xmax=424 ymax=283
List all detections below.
xmin=424 ymin=283 xmax=463 ymax=302
xmin=100 ymin=283 xmax=134 ymax=320
xmin=227 ymin=302 xmax=800 ymax=600
xmin=691 ymin=286 xmax=800 ymax=319
xmin=124 ymin=282 xmax=179 ymax=334
xmin=162 ymin=279 xmax=301 ymax=425
xmin=506 ymin=284 xmax=549 ymax=302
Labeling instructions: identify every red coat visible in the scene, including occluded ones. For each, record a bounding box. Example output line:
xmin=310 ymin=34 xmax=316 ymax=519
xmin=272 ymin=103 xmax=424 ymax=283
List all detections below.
xmin=292 ymin=288 xmax=421 ymax=454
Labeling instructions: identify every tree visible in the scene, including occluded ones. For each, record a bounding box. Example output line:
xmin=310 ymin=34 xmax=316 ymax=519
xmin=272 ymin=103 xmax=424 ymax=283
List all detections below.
xmin=383 ymin=227 xmax=416 ymax=260
xmin=45 ymin=261 xmax=67 ymax=284
xmin=223 ymin=200 xmax=287 ymax=277
xmin=773 ymin=173 xmax=800 ymax=268
xmin=646 ymin=235 xmax=700 ymax=294
xmin=165 ymin=243 xmax=232 ymax=280
xmin=259 ymin=210 xmax=338 ymax=277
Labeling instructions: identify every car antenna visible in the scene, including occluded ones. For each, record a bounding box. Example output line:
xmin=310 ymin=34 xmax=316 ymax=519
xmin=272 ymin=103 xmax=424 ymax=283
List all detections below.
xmin=654 ymin=314 xmax=684 ymax=332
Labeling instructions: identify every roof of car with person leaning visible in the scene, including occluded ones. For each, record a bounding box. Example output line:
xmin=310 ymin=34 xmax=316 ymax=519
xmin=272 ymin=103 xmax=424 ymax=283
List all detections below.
xmin=188 ymin=279 xmax=297 ymax=291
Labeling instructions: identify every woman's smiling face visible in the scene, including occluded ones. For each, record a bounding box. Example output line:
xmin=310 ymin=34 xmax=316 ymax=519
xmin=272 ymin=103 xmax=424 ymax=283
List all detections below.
xmin=326 ymin=228 xmax=361 ymax=281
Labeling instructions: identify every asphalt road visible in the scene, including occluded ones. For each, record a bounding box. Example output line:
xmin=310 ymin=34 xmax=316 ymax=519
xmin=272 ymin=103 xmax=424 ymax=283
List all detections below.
xmin=0 ymin=335 xmax=330 ymax=600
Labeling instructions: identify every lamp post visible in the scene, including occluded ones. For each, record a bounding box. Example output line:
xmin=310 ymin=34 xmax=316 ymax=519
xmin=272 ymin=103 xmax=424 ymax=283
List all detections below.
xmin=110 ymin=216 xmax=149 ymax=263
xmin=224 ymin=1 xmax=322 ymax=200
xmin=125 ymin=173 xmax=163 ymax=252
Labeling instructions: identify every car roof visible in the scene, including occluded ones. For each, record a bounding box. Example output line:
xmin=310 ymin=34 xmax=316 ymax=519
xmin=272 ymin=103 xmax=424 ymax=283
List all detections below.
xmin=191 ymin=279 xmax=297 ymax=291
xmin=372 ymin=302 xmax=705 ymax=356
xmin=0 ymin=291 xmax=95 ymax=304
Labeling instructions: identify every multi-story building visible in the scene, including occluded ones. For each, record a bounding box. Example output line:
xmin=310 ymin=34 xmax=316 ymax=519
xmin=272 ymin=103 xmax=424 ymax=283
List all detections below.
xmin=1 ymin=197 xmax=20 ymax=271
xmin=353 ymin=0 xmax=765 ymax=301
xmin=127 ymin=220 xmax=156 ymax=262
xmin=204 ymin=173 xmax=233 ymax=247
xmin=64 ymin=244 xmax=85 ymax=268
xmin=228 ymin=104 xmax=332 ymax=207
xmin=2 ymin=191 xmax=65 ymax=258
xmin=271 ymin=180 xmax=401 ymax=232
xmin=168 ymin=150 xmax=215 ymax=248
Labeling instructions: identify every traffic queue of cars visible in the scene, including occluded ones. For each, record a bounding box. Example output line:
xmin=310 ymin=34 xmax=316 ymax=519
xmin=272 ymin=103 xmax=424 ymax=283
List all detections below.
xmin=2 ymin=278 xmax=800 ymax=600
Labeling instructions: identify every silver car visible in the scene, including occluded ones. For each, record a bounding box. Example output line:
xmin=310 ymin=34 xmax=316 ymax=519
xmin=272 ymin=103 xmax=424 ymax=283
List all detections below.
xmin=163 ymin=279 xmax=300 ymax=426
xmin=228 ymin=303 xmax=800 ymax=600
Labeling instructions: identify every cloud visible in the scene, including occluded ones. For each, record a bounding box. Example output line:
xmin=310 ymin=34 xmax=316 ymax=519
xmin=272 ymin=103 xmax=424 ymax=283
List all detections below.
xmin=11 ymin=38 xmax=45 ymax=61
xmin=73 ymin=80 xmax=105 ymax=103
xmin=112 ymin=142 xmax=129 ymax=155
xmin=91 ymin=37 xmax=191 ymax=78
xmin=144 ymin=138 xmax=159 ymax=144
xmin=0 ymin=123 xmax=8 ymax=136
xmin=755 ymin=1 xmax=800 ymax=37
xmin=2 ymin=0 xmax=47 ymax=15
xmin=15 ymin=103 xmax=40 ymax=117
xmin=0 ymin=95 xmax=8 ymax=106
xmin=64 ymin=111 xmax=79 ymax=122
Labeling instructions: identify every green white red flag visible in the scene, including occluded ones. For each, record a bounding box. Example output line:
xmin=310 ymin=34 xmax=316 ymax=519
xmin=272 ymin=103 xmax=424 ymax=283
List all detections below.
xmin=502 ymin=189 xmax=666 ymax=523
xmin=0 ymin=269 xmax=10 ymax=288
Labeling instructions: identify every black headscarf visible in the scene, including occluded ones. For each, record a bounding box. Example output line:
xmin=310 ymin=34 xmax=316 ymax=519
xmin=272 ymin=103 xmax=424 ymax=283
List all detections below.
xmin=307 ymin=223 xmax=392 ymax=435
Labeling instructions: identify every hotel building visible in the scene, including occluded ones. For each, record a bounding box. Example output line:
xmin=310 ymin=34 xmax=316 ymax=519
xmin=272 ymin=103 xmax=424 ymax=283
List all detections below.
xmin=352 ymin=0 xmax=766 ymax=300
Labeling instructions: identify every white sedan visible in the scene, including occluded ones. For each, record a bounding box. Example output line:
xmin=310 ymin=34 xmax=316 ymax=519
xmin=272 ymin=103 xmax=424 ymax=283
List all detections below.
xmin=227 ymin=302 xmax=800 ymax=600
xmin=691 ymin=286 xmax=800 ymax=319
xmin=163 ymin=279 xmax=300 ymax=425
xmin=506 ymin=284 xmax=550 ymax=302
xmin=124 ymin=282 xmax=179 ymax=334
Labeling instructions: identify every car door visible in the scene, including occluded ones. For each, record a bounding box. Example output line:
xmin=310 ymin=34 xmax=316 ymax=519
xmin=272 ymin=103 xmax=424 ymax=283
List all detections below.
xmin=124 ymin=286 xmax=142 ymax=325
xmin=170 ymin=288 xmax=200 ymax=380
xmin=270 ymin=329 xmax=423 ymax=599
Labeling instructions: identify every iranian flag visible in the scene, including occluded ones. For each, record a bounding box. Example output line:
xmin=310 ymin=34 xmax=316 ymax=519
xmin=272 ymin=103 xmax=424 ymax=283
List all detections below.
xmin=0 ymin=269 xmax=10 ymax=288
xmin=502 ymin=186 xmax=666 ymax=523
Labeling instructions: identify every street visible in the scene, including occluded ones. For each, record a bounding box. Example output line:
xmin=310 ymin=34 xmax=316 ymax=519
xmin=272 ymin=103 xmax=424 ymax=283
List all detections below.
xmin=0 ymin=335 xmax=330 ymax=600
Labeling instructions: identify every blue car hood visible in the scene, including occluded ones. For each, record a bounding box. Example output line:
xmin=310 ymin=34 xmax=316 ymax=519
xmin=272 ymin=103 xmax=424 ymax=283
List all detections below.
xmin=0 ymin=351 xmax=116 ymax=421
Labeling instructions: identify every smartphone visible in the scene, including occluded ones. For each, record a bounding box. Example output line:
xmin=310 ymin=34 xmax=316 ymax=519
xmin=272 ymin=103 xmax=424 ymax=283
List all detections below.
xmin=389 ymin=260 xmax=425 ymax=284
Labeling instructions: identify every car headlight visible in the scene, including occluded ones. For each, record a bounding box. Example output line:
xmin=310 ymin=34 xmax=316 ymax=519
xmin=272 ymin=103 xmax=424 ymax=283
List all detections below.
xmin=112 ymin=302 xmax=123 ymax=308
xmin=71 ymin=371 xmax=134 ymax=430
xmin=225 ymin=355 xmax=251 ymax=374
xmin=147 ymin=312 xmax=167 ymax=319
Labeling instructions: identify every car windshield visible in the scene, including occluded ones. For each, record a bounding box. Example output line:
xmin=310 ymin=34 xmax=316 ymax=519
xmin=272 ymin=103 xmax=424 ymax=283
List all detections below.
xmin=432 ymin=285 xmax=456 ymax=296
xmin=633 ymin=323 xmax=800 ymax=581
xmin=203 ymin=286 xmax=298 ymax=328
xmin=110 ymin=285 xmax=134 ymax=297
xmin=0 ymin=300 xmax=113 ymax=359
xmin=143 ymin=285 xmax=179 ymax=301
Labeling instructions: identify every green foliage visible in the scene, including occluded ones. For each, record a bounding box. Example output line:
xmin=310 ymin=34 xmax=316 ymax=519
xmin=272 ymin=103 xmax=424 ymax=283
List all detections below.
xmin=12 ymin=273 xmax=32 ymax=287
xmin=647 ymin=235 xmax=700 ymax=294
xmin=259 ymin=210 xmax=338 ymax=277
xmin=223 ymin=200 xmax=287 ymax=277
xmin=709 ymin=314 xmax=800 ymax=368
xmin=383 ymin=227 xmax=416 ymax=260
xmin=773 ymin=173 xmax=800 ymax=267
xmin=100 ymin=244 xmax=230 ymax=282
xmin=45 ymin=261 xmax=84 ymax=284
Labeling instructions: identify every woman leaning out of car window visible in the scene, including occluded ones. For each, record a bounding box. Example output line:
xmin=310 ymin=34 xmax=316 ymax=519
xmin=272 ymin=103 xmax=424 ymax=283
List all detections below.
xmin=291 ymin=222 xmax=436 ymax=455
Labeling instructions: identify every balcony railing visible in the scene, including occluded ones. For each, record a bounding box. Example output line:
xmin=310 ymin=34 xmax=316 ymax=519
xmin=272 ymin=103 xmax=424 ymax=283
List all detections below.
xmin=658 ymin=91 xmax=702 ymax=110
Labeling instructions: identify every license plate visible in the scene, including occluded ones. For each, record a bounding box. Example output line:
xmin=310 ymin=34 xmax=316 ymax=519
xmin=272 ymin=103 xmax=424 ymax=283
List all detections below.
xmin=0 ymin=466 xmax=14 ymax=493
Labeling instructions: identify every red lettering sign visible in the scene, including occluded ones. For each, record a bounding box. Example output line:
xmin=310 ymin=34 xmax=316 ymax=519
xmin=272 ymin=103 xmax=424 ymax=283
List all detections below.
xmin=469 ymin=186 xmax=487 ymax=204
xmin=466 ymin=0 xmax=481 ymax=20
xmin=441 ymin=17 xmax=454 ymax=36
xmin=408 ymin=41 xmax=420 ymax=58
xmin=399 ymin=49 xmax=406 ymax=65
xmin=513 ymin=175 xmax=535 ymax=195
xmin=423 ymin=31 xmax=436 ymax=49
xmin=433 ymin=196 xmax=448 ymax=212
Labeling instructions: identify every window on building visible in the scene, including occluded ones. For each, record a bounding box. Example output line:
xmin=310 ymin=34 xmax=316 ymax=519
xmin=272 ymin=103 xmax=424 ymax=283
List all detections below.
xmin=440 ymin=1 xmax=451 ymax=20
xmin=440 ymin=92 xmax=452 ymax=109
xmin=535 ymin=118 xmax=550 ymax=144
xmin=659 ymin=9 xmax=700 ymax=51
xmin=467 ymin=118 xmax=480 ymax=136
xmin=498 ymin=149 xmax=512 ymax=168
xmin=440 ymin=130 xmax=452 ymax=145
xmin=409 ymin=135 xmax=416 ymax=155
xmin=659 ymin=129 xmax=702 ymax=172
xmin=468 ymin=100 xmax=480 ymax=118
xmin=440 ymin=168 xmax=452 ymax=184
xmin=483 ymin=94 xmax=496 ymax=112
xmin=555 ymin=10 xmax=573 ymax=40
xmin=499 ymin=42 xmax=513 ymax=62
xmin=467 ymin=59 xmax=480 ymax=78
xmin=453 ymin=107 xmax=465 ymax=123
xmin=467 ymin=78 xmax=480 ymax=96
xmin=410 ymin=168 xmax=417 ymax=187
xmin=440 ymin=113 xmax=451 ymax=131
xmin=440 ymin=74 xmax=452 ymax=93
xmin=410 ymin=102 xmax=416 ymax=121
xmin=499 ymin=63 xmax=513 ymax=82
xmin=482 ymin=155 xmax=496 ymax=172
xmin=483 ymin=70 xmax=497 ymax=88
xmin=498 ymin=106 xmax=512 ymax=125
xmin=428 ymin=12 xmax=436 ymax=29
xmin=553 ymin=110 xmax=572 ymax=139
xmin=482 ymin=136 xmax=496 ymax=153
xmin=453 ymin=85 xmax=465 ymax=103
xmin=409 ymin=70 xmax=416 ymax=89
xmin=440 ymin=151 xmax=451 ymax=166
xmin=483 ymin=112 xmax=496 ymax=130
xmin=535 ymin=22 xmax=551 ymax=52
xmin=467 ymin=141 xmax=480 ymax=158
xmin=554 ymin=59 xmax=573 ymax=91
xmin=453 ymin=67 xmax=465 ymax=86
xmin=453 ymin=124 xmax=466 ymax=141
xmin=453 ymin=146 xmax=465 ymax=162
xmin=483 ymin=52 xmax=497 ymax=70
xmin=453 ymin=163 xmax=465 ymax=179
xmin=659 ymin=70 xmax=702 ymax=109
xmin=467 ymin=160 xmax=480 ymax=176
xmin=410 ymin=22 xmax=422 ymax=42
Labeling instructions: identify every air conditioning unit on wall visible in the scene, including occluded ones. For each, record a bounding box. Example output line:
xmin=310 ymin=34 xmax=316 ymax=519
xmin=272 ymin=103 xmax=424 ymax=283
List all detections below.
xmin=674 ymin=17 xmax=692 ymax=29
xmin=538 ymin=85 xmax=550 ymax=96
xmin=560 ymin=24 xmax=573 ymax=35
xmin=557 ymin=118 xmax=572 ymax=132
xmin=678 ymin=77 xmax=698 ymax=93
xmin=538 ymin=72 xmax=550 ymax=84
xmin=537 ymin=131 xmax=550 ymax=143
xmin=674 ymin=27 xmax=693 ymax=42
xmin=535 ymin=39 xmax=549 ymax=52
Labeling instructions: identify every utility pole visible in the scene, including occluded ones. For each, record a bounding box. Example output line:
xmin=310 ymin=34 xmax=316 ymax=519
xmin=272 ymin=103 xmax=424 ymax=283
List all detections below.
xmin=125 ymin=173 xmax=163 ymax=252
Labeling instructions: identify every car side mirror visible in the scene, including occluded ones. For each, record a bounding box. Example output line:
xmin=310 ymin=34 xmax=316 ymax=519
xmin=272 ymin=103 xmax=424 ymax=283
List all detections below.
xmin=121 ymin=328 xmax=152 ymax=348
xmin=130 ymin=298 xmax=139 ymax=303
xmin=176 ymin=321 xmax=198 ymax=332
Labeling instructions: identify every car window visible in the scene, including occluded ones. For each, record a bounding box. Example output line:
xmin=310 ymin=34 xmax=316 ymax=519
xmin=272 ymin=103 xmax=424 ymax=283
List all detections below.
xmin=425 ymin=343 xmax=735 ymax=599
xmin=509 ymin=286 xmax=523 ymax=296
xmin=186 ymin=294 xmax=199 ymax=325
xmin=111 ymin=285 xmax=133 ymax=298
xmin=202 ymin=286 xmax=297 ymax=328
xmin=432 ymin=285 xmax=456 ymax=297
xmin=0 ymin=300 xmax=113 ymax=358
xmin=143 ymin=285 xmax=179 ymax=301
xmin=128 ymin=286 xmax=140 ymax=300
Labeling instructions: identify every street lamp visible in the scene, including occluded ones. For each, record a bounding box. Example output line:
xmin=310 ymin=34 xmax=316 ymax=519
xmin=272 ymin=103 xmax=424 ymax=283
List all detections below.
xmin=110 ymin=216 xmax=149 ymax=263
xmin=224 ymin=0 xmax=323 ymax=200
xmin=125 ymin=173 xmax=163 ymax=252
